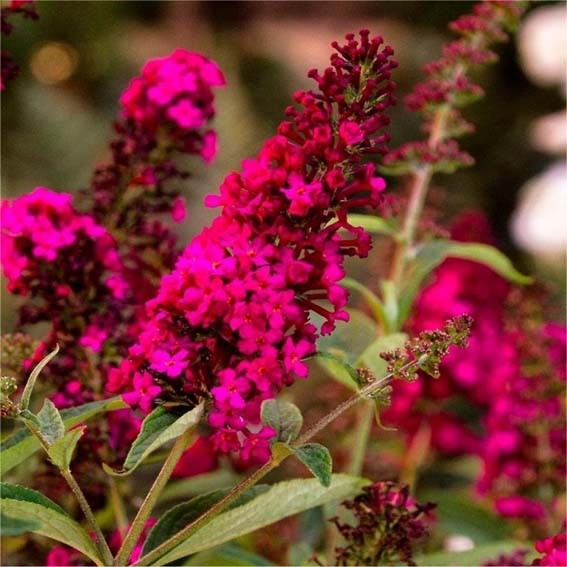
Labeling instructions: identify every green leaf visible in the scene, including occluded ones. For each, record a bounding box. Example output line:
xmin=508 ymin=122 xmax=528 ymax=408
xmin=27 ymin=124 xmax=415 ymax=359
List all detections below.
xmin=346 ymin=214 xmax=396 ymax=236
xmin=316 ymin=309 xmax=376 ymax=365
xmin=356 ymin=332 xmax=408 ymax=379
xmin=0 ymin=482 xmax=103 ymax=565
xmin=290 ymin=443 xmax=332 ymax=487
xmin=143 ymin=486 xmax=268 ymax=555
xmin=35 ymin=399 xmax=65 ymax=445
xmin=1 ymin=396 xmax=126 ymax=475
xmin=419 ymin=490 xmax=511 ymax=544
xmin=314 ymin=351 xmax=360 ymax=390
xmin=260 ymin=399 xmax=303 ymax=443
xmin=379 ymin=280 xmax=399 ymax=333
xmin=152 ymin=474 xmax=367 ymax=564
xmin=47 ymin=426 xmax=85 ymax=470
xmin=105 ymin=403 xmax=204 ymax=476
xmin=399 ymin=240 xmax=532 ymax=326
xmin=416 ymin=540 xmax=531 ymax=566
xmin=20 ymin=344 xmax=59 ymax=411
xmin=0 ymin=511 xmax=41 ymax=536
xmin=341 ymin=277 xmax=386 ymax=326
xmin=183 ymin=543 xmax=276 ymax=566
xmin=161 ymin=469 xmax=242 ymax=504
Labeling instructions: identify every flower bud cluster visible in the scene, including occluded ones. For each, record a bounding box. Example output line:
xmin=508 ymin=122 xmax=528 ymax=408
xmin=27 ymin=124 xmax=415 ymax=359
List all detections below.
xmin=383 ymin=1 xmax=527 ymax=175
xmin=332 ymin=482 xmax=436 ymax=566
xmin=0 ymin=0 xmax=37 ymax=91
xmin=109 ymin=30 xmax=396 ymax=463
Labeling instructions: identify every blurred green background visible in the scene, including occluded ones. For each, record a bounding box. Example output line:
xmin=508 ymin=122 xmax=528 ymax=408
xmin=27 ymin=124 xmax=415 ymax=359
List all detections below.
xmin=2 ymin=1 xmax=565 ymax=330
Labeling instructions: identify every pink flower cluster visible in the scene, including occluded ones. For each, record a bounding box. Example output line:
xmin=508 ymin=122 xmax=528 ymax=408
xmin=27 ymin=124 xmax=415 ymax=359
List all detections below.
xmin=532 ymin=533 xmax=567 ymax=567
xmin=90 ymin=49 xmax=225 ymax=307
xmin=1 ymin=0 xmax=38 ymax=91
xmin=384 ymin=211 xmax=511 ymax=454
xmin=383 ymin=1 xmax=526 ymax=174
xmin=109 ymin=30 xmax=397 ymax=464
xmin=1 ymin=187 xmax=128 ymax=406
xmin=120 ymin=48 xmax=224 ymax=160
xmin=385 ymin=211 xmax=566 ymax=531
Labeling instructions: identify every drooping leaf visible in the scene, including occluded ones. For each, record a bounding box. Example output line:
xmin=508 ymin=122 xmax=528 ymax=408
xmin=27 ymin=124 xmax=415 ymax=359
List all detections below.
xmin=151 ymin=474 xmax=367 ymax=564
xmin=1 ymin=396 xmax=126 ymax=475
xmin=143 ymin=486 xmax=268 ymax=555
xmin=399 ymin=240 xmax=532 ymax=326
xmin=47 ymin=426 xmax=86 ymax=470
xmin=260 ymin=399 xmax=303 ymax=443
xmin=36 ymin=399 xmax=65 ymax=445
xmin=290 ymin=443 xmax=332 ymax=487
xmin=105 ymin=403 xmax=204 ymax=476
xmin=20 ymin=344 xmax=59 ymax=411
xmin=0 ymin=483 xmax=102 ymax=565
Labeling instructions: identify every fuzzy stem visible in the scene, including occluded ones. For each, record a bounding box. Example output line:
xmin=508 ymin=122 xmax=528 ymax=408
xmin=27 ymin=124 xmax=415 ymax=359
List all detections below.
xmin=133 ymin=369 xmax=404 ymax=567
xmin=114 ymin=428 xmax=194 ymax=566
xmin=23 ymin=422 xmax=114 ymax=566
xmin=60 ymin=468 xmax=115 ymax=566
xmin=132 ymin=458 xmax=277 ymax=566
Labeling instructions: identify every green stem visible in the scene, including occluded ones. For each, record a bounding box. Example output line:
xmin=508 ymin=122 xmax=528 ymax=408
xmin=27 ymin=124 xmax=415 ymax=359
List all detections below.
xmin=132 ymin=458 xmax=277 ymax=566
xmin=114 ymin=428 xmax=194 ymax=566
xmin=60 ymin=468 xmax=115 ymax=566
xmin=23 ymin=422 xmax=114 ymax=566
xmin=347 ymin=400 xmax=375 ymax=476
xmin=108 ymin=476 xmax=129 ymax=539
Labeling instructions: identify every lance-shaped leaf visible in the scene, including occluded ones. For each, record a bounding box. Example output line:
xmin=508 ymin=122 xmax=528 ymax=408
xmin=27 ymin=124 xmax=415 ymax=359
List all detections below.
xmin=0 ymin=483 xmax=103 ymax=565
xmin=142 ymin=486 xmax=268 ymax=555
xmin=35 ymin=399 xmax=65 ymax=445
xmin=105 ymin=403 xmax=204 ymax=476
xmin=1 ymin=396 xmax=126 ymax=475
xmin=399 ymin=240 xmax=532 ymax=326
xmin=315 ymin=351 xmax=360 ymax=391
xmin=0 ymin=511 xmax=41 ymax=536
xmin=289 ymin=443 xmax=332 ymax=487
xmin=47 ymin=426 xmax=86 ymax=470
xmin=260 ymin=399 xmax=303 ymax=443
xmin=20 ymin=344 xmax=59 ymax=411
xmin=150 ymin=474 xmax=367 ymax=564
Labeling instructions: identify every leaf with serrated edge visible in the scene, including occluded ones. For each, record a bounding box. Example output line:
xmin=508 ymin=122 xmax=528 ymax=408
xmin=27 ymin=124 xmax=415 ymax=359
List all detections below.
xmin=106 ymin=403 xmax=203 ymax=476
xmin=153 ymin=474 xmax=366 ymax=564
xmin=36 ymin=400 xmax=65 ymax=445
xmin=0 ymin=483 xmax=102 ymax=565
xmin=20 ymin=344 xmax=59 ymax=410
xmin=143 ymin=486 xmax=268 ymax=555
xmin=48 ymin=426 xmax=85 ymax=470
xmin=290 ymin=444 xmax=332 ymax=487
xmin=260 ymin=399 xmax=303 ymax=443
xmin=1 ymin=396 xmax=126 ymax=475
